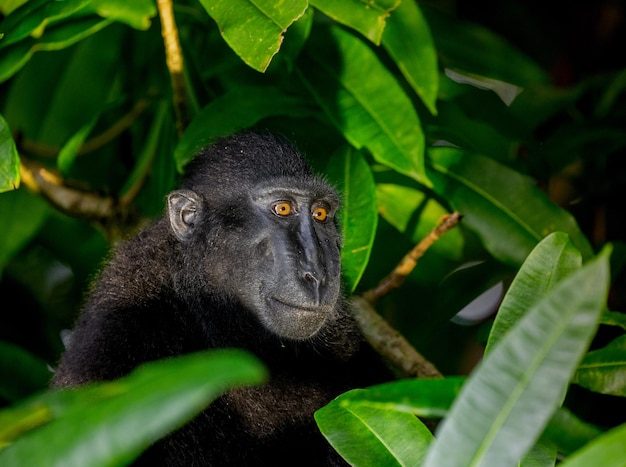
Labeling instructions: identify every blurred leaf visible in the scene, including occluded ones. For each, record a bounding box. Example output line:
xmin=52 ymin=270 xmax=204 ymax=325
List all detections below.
xmin=573 ymin=335 xmax=626 ymax=397
xmin=198 ymin=0 xmax=307 ymax=72
xmin=0 ymin=189 xmax=48 ymax=269
xmin=309 ymin=0 xmax=399 ymax=45
xmin=0 ymin=0 xmax=155 ymax=82
xmin=0 ymin=114 xmax=19 ymax=192
xmin=326 ymin=147 xmax=377 ymax=293
xmin=594 ymin=68 xmax=626 ymax=118
xmin=382 ymin=0 xmax=438 ymax=114
xmin=423 ymin=248 xmax=611 ymax=467
xmin=0 ymin=349 xmax=266 ymax=466
xmin=298 ymin=25 xmax=427 ymax=185
xmin=486 ymin=232 xmax=582 ymax=353
xmin=600 ymin=311 xmax=626 ymax=330
xmin=174 ymin=86 xmax=316 ymax=171
xmin=559 ymin=422 xmax=626 ymax=467
xmin=375 ymin=182 xmax=463 ymax=260
xmin=0 ymin=341 xmax=50 ymax=403
xmin=57 ymin=113 xmax=100 ymax=176
xmin=427 ymin=147 xmax=593 ymax=266
xmin=0 ymin=17 xmax=112 ymax=84
xmin=543 ymin=407 xmax=602 ymax=456
xmin=422 ymin=6 xmax=548 ymax=87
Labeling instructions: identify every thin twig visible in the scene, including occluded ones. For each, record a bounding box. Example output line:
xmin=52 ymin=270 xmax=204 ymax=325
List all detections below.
xmin=363 ymin=211 xmax=463 ymax=304
xmin=157 ymin=0 xmax=189 ymax=135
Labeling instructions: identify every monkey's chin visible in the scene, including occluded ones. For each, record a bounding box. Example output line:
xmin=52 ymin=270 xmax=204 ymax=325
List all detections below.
xmin=265 ymin=297 xmax=331 ymax=340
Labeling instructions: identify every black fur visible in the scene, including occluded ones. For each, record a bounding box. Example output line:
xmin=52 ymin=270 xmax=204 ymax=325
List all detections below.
xmin=52 ymin=132 xmax=389 ymax=466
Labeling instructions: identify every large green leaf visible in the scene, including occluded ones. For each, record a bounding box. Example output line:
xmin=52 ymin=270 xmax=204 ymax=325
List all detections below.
xmin=316 ymin=378 xmax=464 ymax=465
xmin=0 ymin=349 xmax=266 ymax=466
xmin=423 ymin=248 xmax=611 ymax=467
xmin=382 ymin=0 xmax=438 ymax=114
xmin=427 ymin=147 xmax=593 ymax=266
xmin=486 ymin=232 xmax=582 ymax=353
xmin=572 ymin=334 xmax=626 ymax=397
xmin=309 ymin=0 xmax=399 ymax=45
xmin=198 ymin=0 xmax=307 ymax=72
xmin=174 ymin=86 xmax=316 ymax=171
xmin=326 ymin=147 xmax=378 ymax=293
xmin=559 ymin=422 xmax=626 ymax=467
xmin=298 ymin=25 xmax=427 ymax=185
xmin=0 ymin=114 xmax=19 ymax=193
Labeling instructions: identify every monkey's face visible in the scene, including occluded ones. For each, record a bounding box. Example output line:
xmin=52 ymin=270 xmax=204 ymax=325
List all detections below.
xmin=167 ymin=180 xmax=343 ymax=341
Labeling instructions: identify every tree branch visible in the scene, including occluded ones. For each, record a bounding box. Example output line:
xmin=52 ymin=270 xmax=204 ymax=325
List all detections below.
xmin=157 ymin=0 xmax=189 ymax=135
xmin=354 ymin=211 xmax=463 ymax=379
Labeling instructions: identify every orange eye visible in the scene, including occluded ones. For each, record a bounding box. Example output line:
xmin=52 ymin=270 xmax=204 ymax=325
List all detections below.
xmin=312 ymin=206 xmax=328 ymax=222
xmin=273 ymin=202 xmax=292 ymax=216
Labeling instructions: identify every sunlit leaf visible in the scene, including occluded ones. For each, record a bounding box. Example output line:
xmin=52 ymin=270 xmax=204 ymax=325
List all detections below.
xmin=599 ymin=311 xmax=626 ymax=330
xmin=382 ymin=0 xmax=438 ymax=114
xmin=423 ymin=248 xmax=611 ymax=467
xmin=427 ymin=147 xmax=593 ymax=266
xmin=309 ymin=0 xmax=400 ymax=44
xmin=573 ymin=335 xmax=626 ymax=397
xmin=0 ymin=114 xmax=19 ymax=192
xmin=198 ymin=0 xmax=307 ymax=72
xmin=486 ymin=232 xmax=582 ymax=353
xmin=298 ymin=25 xmax=427 ymax=185
xmin=0 ymin=349 xmax=266 ymax=466
xmin=559 ymin=422 xmax=626 ymax=467
xmin=326 ymin=147 xmax=377 ymax=293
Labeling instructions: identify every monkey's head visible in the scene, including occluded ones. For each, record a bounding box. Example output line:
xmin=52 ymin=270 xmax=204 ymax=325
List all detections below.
xmin=167 ymin=132 xmax=342 ymax=340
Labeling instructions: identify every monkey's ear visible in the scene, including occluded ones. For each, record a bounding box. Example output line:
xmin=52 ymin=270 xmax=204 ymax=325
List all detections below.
xmin=167 ymin=189 xmax=202 ymax=242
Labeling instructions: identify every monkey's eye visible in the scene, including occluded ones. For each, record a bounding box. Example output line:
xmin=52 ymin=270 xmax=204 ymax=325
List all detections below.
xmin=273 ymin=201 xmax=293 ymax=217
xmin=312 ymin=206 xmax=328 ymax=222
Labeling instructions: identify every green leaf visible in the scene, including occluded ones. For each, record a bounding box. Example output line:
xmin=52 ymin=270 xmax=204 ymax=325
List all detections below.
xmin=0 ymin=17 xmax=112 ymax=84
xmin=298 ymin=25 xmax=427 ymax=185
xmin=485 ymin=232 xmax=582 ymax=353
xmin=0 ymin=349 xmax=266 ymax=466
xmin=382 ymin=0 xmax=438 ymax=114
xmin=309 ymin=0 xmax=400 ymax=45
xmin=174 ymin=86 xmax=315 ymax=171
xmin=572 ymin=334 xmax=626 ymax=396
xmin=559 ymin=422 xmax=626 ymax=467
xmin=316 ymin=392 xmax=433 ymax=467
xmin=427 ymin=147 xmax=593 ymax=266
xmin=543 ymin=407 xmax=602 ymax=456
xmin=326 ymin=147 xmax=377 ymax=293
xmin=600 ymin=310 xmax=626 ymax=330
xmin=198 ymin=0 xmax=307 ymax=72
xmin=0 ymin=341 xmax=50 ymax=402
xmin=57 ymin=113 xmax=100 ymax=176
xmin=316 ymin=378 xmax=464 ymax=466
xmin=376 ymin=182 xmax=463 ymax=260
xmin=0 ymin=114 xmax=19 ymax=192
xmin=90 ymin=0 xmax=156 ymax=30
xmin=423 ymin=248 xmax=611 ymax=467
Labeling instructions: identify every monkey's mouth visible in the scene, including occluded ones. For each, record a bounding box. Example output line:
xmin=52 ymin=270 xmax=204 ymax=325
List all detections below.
xmin=269 ymin=296 xmax=331 ymax=314
xmin=265 ymin=296 xmax=331 ymax=340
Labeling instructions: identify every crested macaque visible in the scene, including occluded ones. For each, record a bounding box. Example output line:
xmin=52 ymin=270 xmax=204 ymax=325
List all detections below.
xmin=52 ymin=131 xmax=389 ymax=466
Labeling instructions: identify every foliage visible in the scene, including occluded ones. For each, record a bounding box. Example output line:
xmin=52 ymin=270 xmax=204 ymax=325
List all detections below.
xmin=1 ymin=0 xmax=625 ymax=465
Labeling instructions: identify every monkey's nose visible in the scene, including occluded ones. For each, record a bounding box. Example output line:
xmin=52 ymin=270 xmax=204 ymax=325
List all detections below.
xmin=302 ymin=271 xmax=322 ymax=305
xmin=304 ymin=272 xmax=319 ymax=287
